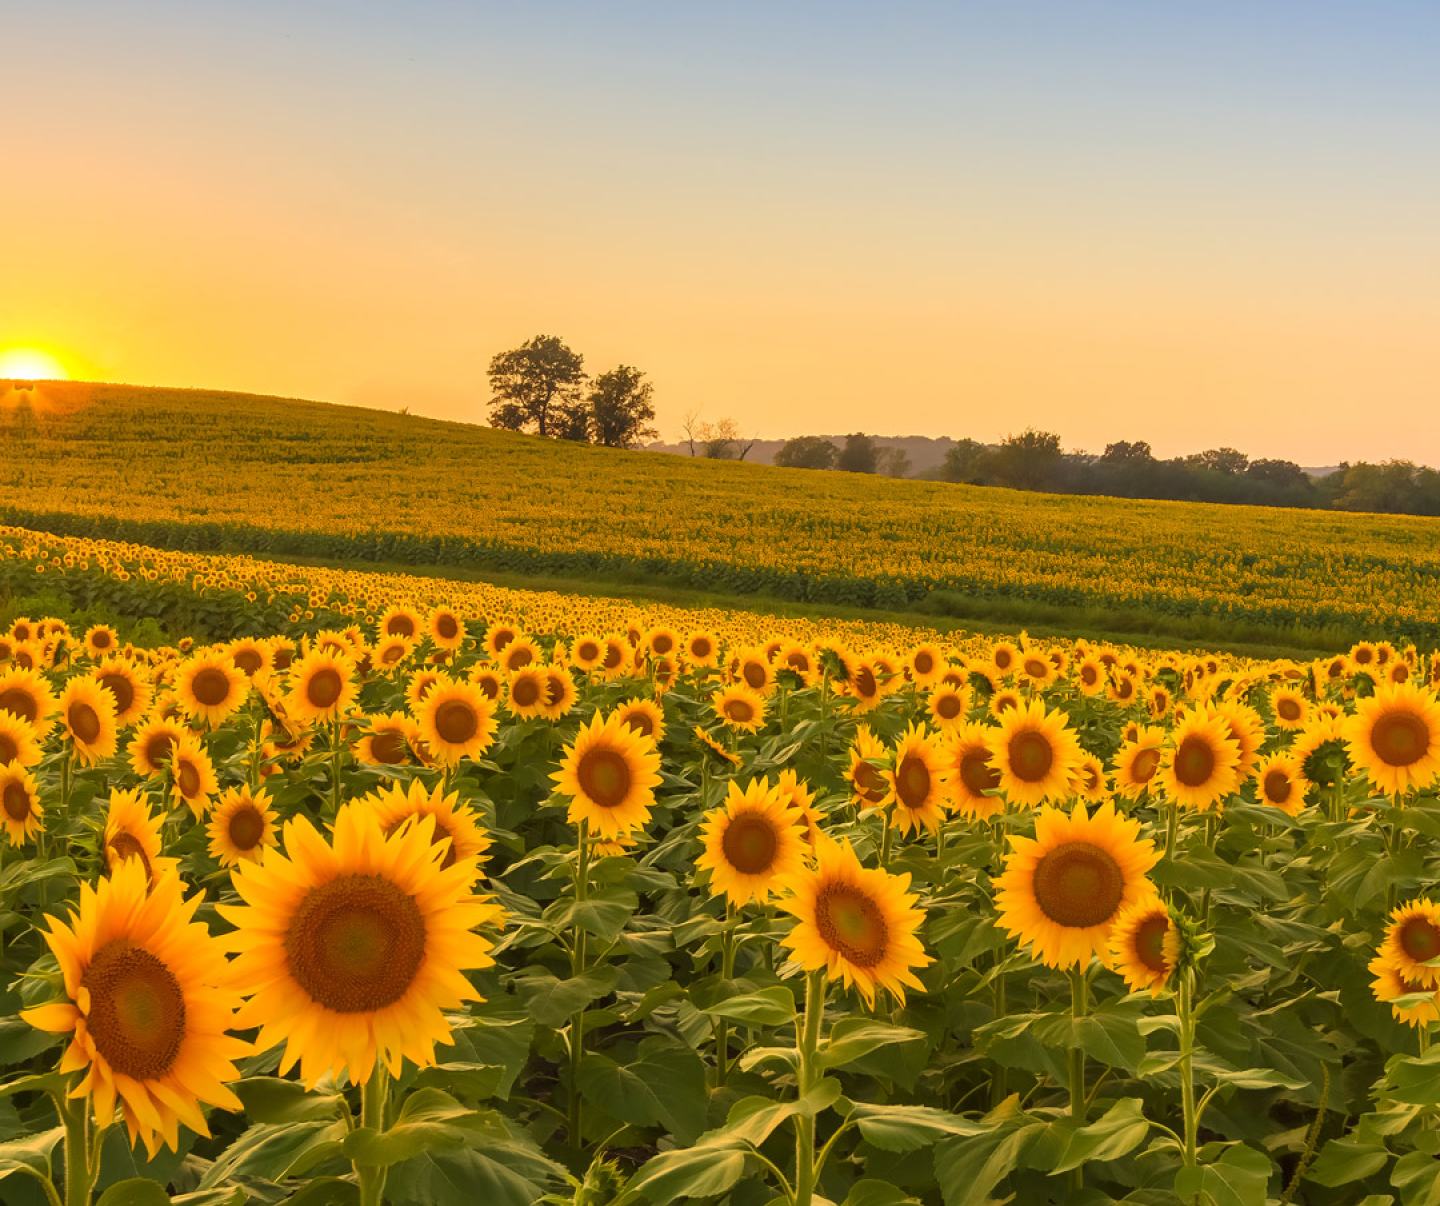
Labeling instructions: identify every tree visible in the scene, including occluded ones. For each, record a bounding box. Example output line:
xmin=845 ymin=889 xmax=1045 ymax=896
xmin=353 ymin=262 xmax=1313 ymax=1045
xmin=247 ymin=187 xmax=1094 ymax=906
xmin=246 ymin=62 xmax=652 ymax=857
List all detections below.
xmin=702 ymin=418 xmax=741 ymax=459
xmin=987 ymin=429 xmax=1063 ymax=490
xmin=588 ymin=365 xmax=657 ymax=449
xmin=878 ymin=446 xmax=912 ymax=478
xmin=1102 ymin=440 xmax=1154 ymax=463
xmin=1187 ymin=447 xmax=1249 ymax=475
xmin=941 ymin=438 xmax=990 ymax=483
xmin=776 ymin=436 xmax=839 ymax=470
xmin=681 ymin=410 xmax=704 ymax=456
xmin=486 ymin=335 xmax=586 ymax=437
xmin=837 ymin=433 xmax=880 ymax=474
xmin=553 ymin=400 xmax=593 ymax=442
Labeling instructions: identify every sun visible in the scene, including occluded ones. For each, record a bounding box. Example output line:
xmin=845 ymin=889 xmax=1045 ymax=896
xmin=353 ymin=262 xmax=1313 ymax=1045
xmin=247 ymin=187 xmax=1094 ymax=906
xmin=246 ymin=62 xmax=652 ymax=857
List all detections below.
xmin=0 ymin=348 xmax=69 ymax=381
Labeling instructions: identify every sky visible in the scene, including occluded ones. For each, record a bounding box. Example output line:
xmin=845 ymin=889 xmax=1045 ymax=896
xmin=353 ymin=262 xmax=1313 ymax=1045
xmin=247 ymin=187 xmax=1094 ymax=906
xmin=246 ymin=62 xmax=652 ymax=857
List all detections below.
xmin=4 ymin=0 xmax=1439 ymax=463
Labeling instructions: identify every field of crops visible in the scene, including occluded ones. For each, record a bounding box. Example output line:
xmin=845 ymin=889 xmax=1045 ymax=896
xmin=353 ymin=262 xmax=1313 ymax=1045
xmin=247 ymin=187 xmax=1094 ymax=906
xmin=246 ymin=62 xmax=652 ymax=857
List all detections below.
xmin=3 ymin=522 xmax=1440 ymax=1204
xmin=5 ymin=382 xmax=1440 ymax=648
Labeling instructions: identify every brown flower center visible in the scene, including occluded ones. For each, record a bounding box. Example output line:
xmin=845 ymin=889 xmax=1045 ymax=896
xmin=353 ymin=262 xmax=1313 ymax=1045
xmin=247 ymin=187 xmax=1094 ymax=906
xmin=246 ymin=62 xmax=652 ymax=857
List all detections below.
xmin=506 ymin=646 xmax=534 ymax=670
xmin=0 ymin=689 xmax=31 ymax=722
xmin=108 ymin=831 xmax=152 ymax=878
xmin=98 ymin=672 xmax=135 ymax=716
xmin=3 ymin=781 xmax=31 ymax=820
xmin=69 ymin=702 xmax=101 ymax=744
xmin=853 ymin=759 xmax=888 ymax=803
xmin=177 ymin=760 xmax=201 ymax=799
xmin=1400 ymin=915 xmax=1440 ymax=963
xmin=1173 ymin=735 xmax=1218 ymax=787
xmin=1262 ymin=769 xmax=1292 ymax=804
xmin=895 ymin=754 xmax=932 ymax=808
xmin=815 ymin=886 xmax=888 ymax=967
xmin=285 ymin=874 xmax=426 ymax=1012
xmin=306 ymin=667 xmax=344 ymax=709
xmin=721 ymin=813 xmax=779 ymax=875
xmin=724 ymin=697 xmax=755 ymax=724
xmin=1008 ymin=731 xmax=1054 ymax=783
xmin=935 ymin=693 xmax=962 ymax=720
xmin=959 ymin=746 xmax=1001 ymax=797
xmin=0 ymin=733 xmax=16 ymax=764
xmin=1133 ymin=913 xmax=1170 ymax=973
xmin=228 ymin=804 xmax=266 ymax=851
xmin=83 ymin=940 xmax=186 ymax=1079
xmin=743 ymin=662 xmax=767 ymax=689
xmin=1032 ymin=841 xmax=1125 ymax=928
xmin=369 ymin=730 xmax=408 ymax=764
xmin=1372 ymin=711 xmax=1430 ymax=768
xmin=853 ymin=667 xmax=877 ymax=699
xmin=233 ymin=648 xmax=263 ymax=675
xmin=433 ymin=699 xmax=479 ymax=745
xmin=914 ymin=651 xmax=934 ymax=675
xmin=434 ymin=614 xmax=459 ymax=640
xmin=577 ymin=747 xmax=632 ymax=808
xmin=190 ymin=667 xmax=232 ymax=708
xmin=1277 ymin=698 xmax=1301 ymax=720
xmin=144 ymin=731 xmax=177 ymax=770
xmin=510 ymin=678 xmax=541 ymax=708
xmin=621 ymin=709 xmax=655 ymax=737
xmin=1131 ymin=747 xmax=1161 ymax=783
xmin=386 ymin=614 xmax=416 ymax=637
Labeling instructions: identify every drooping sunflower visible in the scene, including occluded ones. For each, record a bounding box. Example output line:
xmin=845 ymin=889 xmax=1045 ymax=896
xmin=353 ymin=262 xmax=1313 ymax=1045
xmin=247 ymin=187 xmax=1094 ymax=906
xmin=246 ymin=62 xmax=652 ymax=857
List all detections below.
xmin=0 ymin=711 xmax=41 ymax=769
xmin=1113 ymin=725 xmax=1166 ymax=800
xmin=415 ymin=677 xmax=497 ymax=765
xmin=169 ymin=735 xmax=219 ymax=818
xmin=1344 ymin=682 xmax=1440 ymax=797
xmin=713 ymin=684 xmax=766 ymax=733
xmin=221 ymin=807 xmax=502 ymax=1086
xmin=1253 ymin=753 xmax=1308 ymax=816
xmin=553 ymin=710 xmax=662 ymax=838
xmin=0 ymin=665 xmax=58 ymax=737
xmin=697 ymin=778 xmax=807 ymax=907
xmin=776 ymin=837 xmax=932 ymax=1006
xmin=1108 ymin=894 xmax=1179 ymax=994
xmin=59 ymin=675 xmax=118 ymax=766
xmin=943 ymin=722 xmax=1005 ymax=820
xmin=885 ymin=724 xmax=950 ymax=835
xmin=174 ymin=653 xmax=249 ymax=728
xmin=21 ymin=859 xmax=248 ymax=1155
xmin=1369 ymin=955 xmax=1440 ymax=1028
xmin=0 ymin=765 xmax=42 ymax=846
xmin=286 ymin=648 xmax=358 ymax=726
xmin=693 ymin=723 xmax=742 ymax=767
xmin=927 ymin=683 xmax=970 ymax=731
xmin=846 ymin=725 xmax=891 ymax=810
xmin=615 ymin=697 xmax=666 ymax=744
xmin=1157 ymin=708 xmax=1242 ymax=812
xmin=985 ymin=698 xmax=1083 ymax=808
xmin=128 ymin=715 xmax=188 ymax=778
xmin=995 ymin=802 xmax=1160 ymax=968
xmin=357 ymin=779 xmax=491 ymax=874
xmin=207 ymin=786 xmax=279 ymax=867
xmin=1379 ymin=899 xmax=1440 ymax=990
xmin=427 ymin=607 xmax=466 ymax=651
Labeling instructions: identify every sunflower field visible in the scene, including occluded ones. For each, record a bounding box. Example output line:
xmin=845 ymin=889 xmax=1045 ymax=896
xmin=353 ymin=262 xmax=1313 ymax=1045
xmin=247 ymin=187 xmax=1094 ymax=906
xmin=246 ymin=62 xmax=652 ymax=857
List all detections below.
xmin=4 ymin=521 xmax=1440 ymax=1205
xmin=5 ymin=382 xmax=1440 ymax=647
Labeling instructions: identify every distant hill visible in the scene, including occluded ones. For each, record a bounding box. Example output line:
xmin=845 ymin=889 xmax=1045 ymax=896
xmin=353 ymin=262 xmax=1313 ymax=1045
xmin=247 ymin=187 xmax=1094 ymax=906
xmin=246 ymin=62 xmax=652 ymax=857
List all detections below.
xmin=644 ymin=435 xmax=958 ymax=476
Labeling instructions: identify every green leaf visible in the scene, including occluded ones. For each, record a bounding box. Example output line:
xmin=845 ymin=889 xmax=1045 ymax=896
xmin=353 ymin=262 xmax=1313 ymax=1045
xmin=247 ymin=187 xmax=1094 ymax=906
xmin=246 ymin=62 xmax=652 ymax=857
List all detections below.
xmin=1307 ymin=1135 xmax=1392 ymax=1187
xmin=847 ymin=1103 xmax=984 ymax=1152
xmin=576 ymin=1038 xmax=707 ymax=1143
xmin=384 ymin=1120 xmax=565 ymax=1206
xmin=1035 ymin=1010 xmax=1145 ymax=1072
xmin=1393 ymin=1149 xmax=1440 ymax=1206
xmin=717 ymin=1082 xmax=842 ymax=1148
xmin=233 ymin=1077 xmax=346 ymax=1124
xmin=342 ymin=1088 xmax=474 ymax=1168
xmin=842 ymin=1181 xmax=922 ymax=1206
xmin=95 ymin=1179 xmax=171 ymax=1206
xmin=276 ymin=1179 xmax=358 ymax=1205
xmin=627 ymin=1145 xmax=749 ymax=1202
xmin=819 ymin=1019 xmax=926 ymax=1070
xmin=699 ymin=986 xmax=796 ymax=1027
xmin=171 ymin=1190 xmax=249 ymax=1206
xmin=1047 ymin=1097 xmax=1150 ymax=1173
xmin=197 ymin=1120 xmax=348 ymax=1188
xmin=0 ymin=1127 xmax=62 ymax=1189
xmin=513 ymin=967 xmax=617 ymax=1027
xmin=1173 ymin=1143 xmax=1271 ymax=1206
xmin=934 ymin=1122 xmax=1047 ymax=1206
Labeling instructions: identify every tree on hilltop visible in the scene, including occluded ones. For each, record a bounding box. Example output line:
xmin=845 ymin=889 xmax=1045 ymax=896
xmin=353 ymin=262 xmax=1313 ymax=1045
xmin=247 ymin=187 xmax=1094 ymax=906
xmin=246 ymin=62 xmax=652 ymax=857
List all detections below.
xmin=487 ymin=335 xmax=587 ymax=437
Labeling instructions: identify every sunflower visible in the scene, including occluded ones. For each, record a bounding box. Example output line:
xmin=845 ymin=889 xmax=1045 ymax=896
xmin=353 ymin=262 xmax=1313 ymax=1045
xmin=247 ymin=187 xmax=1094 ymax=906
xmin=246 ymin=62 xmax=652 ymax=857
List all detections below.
xmin=1147 ymin=685 xmax=1172 ymax=719
xmin=21 ymin=859 xmax=248 ymax=1155
xmin=777 ymin=642 xmax=820 ymax=687
xmin=732 ymin=647 xmax=775 ymax=695
xmin=378 ymin=605 xmax=422 ymax=642
xmin=571 ymin=634 xmax=606 ymax=672
xmin=0 ymin=665 xmax=58 ymax=736
xmin=416 ymin=677 xmax=497 ymax=765
xmin=1345 ymin=683 xmax=1440 ymax=797
xmin=1350 ymin=642 xmax=1379 ymax=672
xmin=1019 ymin=651 xmax=1058 ymax=690
xmin=484 ymin=623 xmax=520 ymax=659
xmin=59 ymin=675 xmax=118 ymax=765
xmin=553 ymin=710 xmax=662 ymax=838
xmin=908 ymin=643 xmax=946 ymax=689
xmin=353 ymin=711 xmax=420 ymax=767
xmin=985 ymin=698 xmax=1083 ymax=808
xmin=1379 ymin=899 xmax=1440 ymax=990
xmin=502 ymin=667 xmax=547 ymax=719
xmin=499 ymin=637 xmax=541 ymax=673
xmin=774 ymin=768 xmax=825 ymax=846
xmin=995 ymin=802 xmax=1159 ymax=968
xmin=990 ymin=642 xmax=1019 ymax=678
xmin=406 ymin=668 xmax=446 ymax=712
xmin=169 ymin=735 xmax=219 ymax=818
xmin=615 ymin=698 xmax=666 ymax=744
xmin=0 ymin=765 xmax=42 ymax=846
xmin=1158 ymin=708 xmax=1242 ymax=812
xmin=428 ymin=607 xmax=466 ymax=651
xmin=93 ymin=656 xmax=154 ymax=729
xmin=684 ymin=631 xmax=721 ymax=669
xmin=467 ymin=665 xmax=505 ymax=702
xmin=1270 ymin=687 xmax=1309 ymax=731
xmin=885 ymin=724 xmax=950 ymax=835
xmin=846 ymin=725 xmax=891 ymax=810
xmin=1113 ymin=725 xmax=1166 ymax=800
xmin=82 ymin=623 xmax=119 ymax=660
xmin=222 ymin=806 xmax=501 ymax=1086
xmin=599 ymin=636 xmax=632 ymax=680
xmin=128 ymin=715 xmax=188 ymax=778
xmin=357 ymin=779 xmax=491 ymax=874
xmin=286 ymin=649 xmax=358 ymax=726
xmin=1108 ymin=894 xmax=1178 ymax=995
xmin=1214 ymin=700 xmax=1265 ymax=777
xmin=102 ymin=788 xmax=171 ymax=883
xmin=227 ymin=637 xmax=272 ymax=679
xmin=0 ymin=711 xmax=41 ymax=769
xmin=1253 ymin=753 xmax=1308 ymax=816
xmin=989 ymin=688 xmax=1023 ymax=718
xmin=942 ymin=723 xmax=1005 ymax=820
xmin=645 ymin=626 xmax=679 ymax=660
xmin=1075 ymin=656 xmax=1106 ymax=697
xmin=1107 ymin=672 xmax=1140 ymax=707
xmin=372 ymin=635 xmax=414 ymax=672
xmin=697 ymin=778 xmax=807 ymax=907
xmin=777 ymin=837 xmax=931 ymax=1006
xmin=208 ymin=787 xmax=279 ymax=867
xmin=693 ymin=723 xmax=743 ymax=767
xmin=1369 ymin=955 xmax=1440 ymax=1028
xmin=927 ymin=683 xmax=969 ymax=731
xmin=844 ymin=660 xmax=885 ymax=713
xmin=540 ymin=667 xmax=577 ymax=721
xmin=1073 ymin=753 xmax=1110 ymax=803
xmin=174 ymin=653 xmax=249 ymax=728
xmin=713 ymin=684 xmax=766 ymax=733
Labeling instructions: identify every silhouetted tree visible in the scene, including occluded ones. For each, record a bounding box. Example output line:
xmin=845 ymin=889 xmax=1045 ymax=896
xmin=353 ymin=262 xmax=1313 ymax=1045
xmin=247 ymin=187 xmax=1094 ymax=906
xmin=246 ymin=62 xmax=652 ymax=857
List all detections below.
xmin=941 ymin=438 xmax=990 ymax=483
xmin=775 ymin=437 xmax=840 ymax=470
xmin=487 ymin=335 xmax=587 ymax=437
xmin=1187 ymin=447 xmax=1249 ymax=475
xmin=878 ymin=447 xmax=912 ymax=478
xmin=1102 ymin=440 xmax=1155 ymax=464
xmin=588 ymin=365 xmax=657 ymax=448
xmin=988 ymin=429 xmax=1063 ymax=490
xmin=837 ymin=432 xmax=880 ymax=474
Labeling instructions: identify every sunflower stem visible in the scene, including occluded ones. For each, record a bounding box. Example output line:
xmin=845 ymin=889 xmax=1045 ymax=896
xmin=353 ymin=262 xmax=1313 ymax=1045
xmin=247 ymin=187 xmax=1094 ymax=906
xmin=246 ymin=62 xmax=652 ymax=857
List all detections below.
xmin=329 ymin=719 xmax=344 ymax=816
xmin=716 ymin=904 xmax=738 ymax=1085
xmin=1178 ymin=969 xmax=1199 ymax=1170
xmin=1068 ymin=964 xmax=1090 ymax=1192
xmin=792 ymin=968 xmax=826 ymax=1206
xmin=568 ymin=819 xmax=591 ymax=1160
xmin=990 ymin=968 xmax=1008 ymax=1107
xmin=878 ymin=820 xmax=892 ymax=869
xmin=357 ymin=1062 xmax=389 ymax=1206
xmin=55 ymin=1089 xmax=94 ymax=1206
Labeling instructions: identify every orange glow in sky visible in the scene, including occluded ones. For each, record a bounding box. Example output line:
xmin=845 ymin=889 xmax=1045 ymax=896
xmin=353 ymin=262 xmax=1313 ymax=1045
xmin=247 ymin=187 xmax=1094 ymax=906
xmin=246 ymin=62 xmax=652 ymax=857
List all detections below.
xmin=0 ymin=349 xmax=69 ymax=381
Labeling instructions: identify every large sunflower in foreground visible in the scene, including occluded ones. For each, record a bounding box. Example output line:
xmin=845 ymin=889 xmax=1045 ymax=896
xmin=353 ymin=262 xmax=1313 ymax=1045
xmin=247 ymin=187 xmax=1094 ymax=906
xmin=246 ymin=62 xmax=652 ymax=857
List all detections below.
xmin=984 ymin=698 xmax=1083 ymax=808
xmin=552 ymin=710 xmax=662 ymax=838
xmin=415 ymin=677 xmax=498 ymax=765
xmin=1157 ymin=708 xmax=1242 ymax=812
xmin=1379 ymin=898 xmax=1440 ymax=990
xmin=1108 ymin=894 xmax=1178 ymax=995
xmin=995 ymin=802 xmax=1159 ymax=968
xmin=356 ymin=779 xmax=491 ymax=875
xmin=885 ymin=724 xmax=950 ymax=835
xmin=221 ymin=806 xmax=502 ymax=1086
xmin=776 ymin=837 xmax=931 ymax=1006
xmin=1344 ymin=683 xmax=1440 ymax=797
xmin=22 ymin=859 xmax=248 ymax=1155
xmin=696 ymin=777 xmax=807 ymax=907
